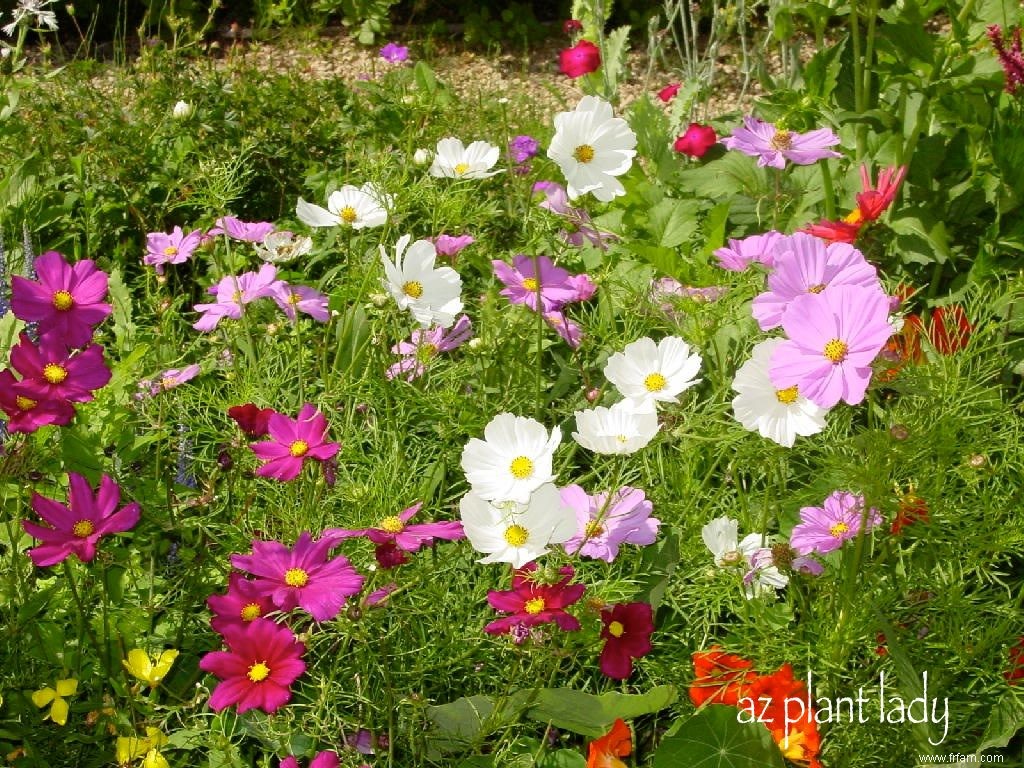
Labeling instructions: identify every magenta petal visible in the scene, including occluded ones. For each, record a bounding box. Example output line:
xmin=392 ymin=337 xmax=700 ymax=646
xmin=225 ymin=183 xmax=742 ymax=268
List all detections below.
xmin=599 ymin=644 xmax=633 ymax=680
xmin=255 ymin=456 xmax=303 ymax=481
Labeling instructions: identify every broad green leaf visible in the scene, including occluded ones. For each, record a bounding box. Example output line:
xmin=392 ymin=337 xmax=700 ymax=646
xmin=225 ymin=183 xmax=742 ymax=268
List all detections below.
xmin=652 ymin=706 xmax=785 ymax=768
xmin=648 ymin=198 xmax=701 ymax=249
xmin=527 ymin=685 xmax=677 ymax=736
xmin=975 ymin=691 xmax=1024 ymax=755
xmin=889 ymin=210 xmax=951 ymax=265
xmin=0 ymin=312 xmax=25 ymax=361
xmin=107 ymin=267 xmax=135 ymax=354
xmin=700 ymin=201 xmax=732 ymax=260
xmin=603 ymin=25 xmax=632 ymax=94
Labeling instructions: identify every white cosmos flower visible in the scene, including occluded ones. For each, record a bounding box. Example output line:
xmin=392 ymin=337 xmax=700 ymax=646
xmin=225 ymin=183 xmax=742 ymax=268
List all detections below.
xmin=296 ymin=182 xmax=389 ymax=230
xmin=701 ymin=517 xmax=742 ymax=567
xmin=572 ymin=400 xmax=660 ymax=455
xmin=604 ymin=336 xmax=702 ymax=409
xmin=380 ymin=234 xmax=463 ymax=328
xmin=731 ymin=338 xmax=828 ymax=448
xmin=459 ymin=484 xmax=577 ymax=568
xmin=701 ymin=517 xmax=788 ymax=599
xmin=254 ymin=231 xmax=313 ymax=264
xmin=461 ymin=413 xmax=561 ymax=504
xmin=547 ymin=96 xmax=637 ymax=203
xmin=429 ymin=138 xmax=503 ymax=179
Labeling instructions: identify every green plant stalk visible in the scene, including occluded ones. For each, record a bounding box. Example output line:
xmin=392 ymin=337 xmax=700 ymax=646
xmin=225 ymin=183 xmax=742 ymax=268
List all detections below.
xmin=819 ymin=159 xmax=837 ymax=221
xmin=850 ymin=0 xmax=865 ymax=158
xmin=534 ymin=255 xmax=545 ymax=421
xmin=63 ymin=560 xmax=110 ymax=681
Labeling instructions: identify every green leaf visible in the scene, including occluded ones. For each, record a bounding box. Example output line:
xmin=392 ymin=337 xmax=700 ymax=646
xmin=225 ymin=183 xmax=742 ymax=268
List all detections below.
xmin=700 ymin=201 xmax=732 ymax=260
xmin=107 ymin=267 xmax=135 ymax=354
xmin=802 ymin=38 xmax=846 ymax=100
xmin=526 ymin=685 xmax=677 ymax=736
xmin=603 ymin=25 xmax=632 ymax=95
xmin=0 ymin=312 xmax=25 ymax=362
xmin=628 ymin=244 xmax=682 ymax=281
xmin=889 ymin=209 xmax=951 ymax=265
xmin=539 ymin=750 xmax=587 ymax=768
xmin=427 ymin=691 xmax=536 ymax=752
xmin=652 ymin=706 xmax=785 ymax=768
xmin=975 ymin=691 xmax=1024 ymax=755
xmin=648 ymin=198 xmax=701 ymax=249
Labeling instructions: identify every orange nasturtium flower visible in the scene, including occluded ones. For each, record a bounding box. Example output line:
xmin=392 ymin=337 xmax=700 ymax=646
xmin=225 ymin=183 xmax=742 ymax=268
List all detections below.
xmin=587 ymin=718 xmax=632 ymax=768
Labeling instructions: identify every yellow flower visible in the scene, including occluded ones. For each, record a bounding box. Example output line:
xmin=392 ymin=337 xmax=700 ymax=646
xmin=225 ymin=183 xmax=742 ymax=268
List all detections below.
xmin=116 ymin=727 xmax=169 ymax=768
xmin=122 ymin=649 xmax=178 ymax=687
xmin=31 ymin=678 xmax=78 ymax=726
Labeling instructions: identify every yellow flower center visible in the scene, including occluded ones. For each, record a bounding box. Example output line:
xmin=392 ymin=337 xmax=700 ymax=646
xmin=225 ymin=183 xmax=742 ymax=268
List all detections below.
xmin=286 ymin=292 xmax=302 ymax=305
xmin=416 ymin=343 xmax=438 ymax=363
xmin=161 ymin=376 xmax=177 ymax=389
xmin=823 ymin=339 xmax=848 ymax=363
xmin=615 ymin=434 xmax=629 ymax=443
xmin=770 ymin=129 xmax=793 ymax=150
xmin=504 ymin=524 xmax=529 ymax=547
xmin=402 ymin=281 xmax=424 ymax=299
xmin=16 ymin=395 xmax=37 ymax=410
xmin=289 ymin=440 xmax=309 ymax=457
xmin=509 ymin=456 xmax=534 ymax=479
xmin=52 ymin=290 xmax=74 ymax=311
xmin=644 ymin=372 xmax=667 ymax=392
xmin=72 ymin=520 xmax=94 ymax=537
xmin=584 ymin=521 xmax=605 ymax=538
xmin=247 ymin=662 xmax=270 ymax=682
xmin=162 ymin=246 xmax=179 ymax=256
xmin=573 ymin=144 xmax=595 ymax=163
xmin=240 ymin=603 xmax=262 ymax=621
xmin=284 ymin=568 xmax=309 ymax=587
xmin=521 ymin=277 xmax=539 ymax=292
xmin=844 ymin=209 xmax=864 ymax=225
xmin=608 ymin=620 xmax=625 ymax=637
xmin=829 ymin=522 xmax=850 ymax=537
xmin=808 ymin=283 xmax=826 ymax=294
xmin=43 ymin=363 xmax=68 ymax=384
xmin=232 ymin=290 xmax=243 ymax=303
xmin=524 ymin=597 xmax=546 ymax=615
xmin=454 ymin=162 xmax=471 ymax=175
xmin=379 ymin=515 xmax=404 ymax=533
xmin=775 ymin=386 xmax=800 ymax=404
xmin=339 ymin=206 xmax=358 ymax=223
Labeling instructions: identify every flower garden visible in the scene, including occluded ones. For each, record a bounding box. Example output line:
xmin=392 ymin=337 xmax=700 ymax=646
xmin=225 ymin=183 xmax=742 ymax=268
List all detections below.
xmin=1 ymin=0 xmax=1024 ymax=766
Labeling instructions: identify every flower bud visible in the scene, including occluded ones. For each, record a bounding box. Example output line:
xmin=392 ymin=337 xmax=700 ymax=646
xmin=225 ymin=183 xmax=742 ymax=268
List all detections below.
xmin=172 ymin=100 xmax=194 ymax=119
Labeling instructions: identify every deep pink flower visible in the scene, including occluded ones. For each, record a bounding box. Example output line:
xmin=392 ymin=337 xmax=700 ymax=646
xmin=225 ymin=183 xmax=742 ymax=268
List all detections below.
xmin=988 ymin=24 xmax=1024 ymax=95
xmin=325 ymin=502 xmax=465 ymax=553
xmin=855 ymin=165 xmax=907 ymax=223
xmin=657 ymin=83 xmax=681 ymax=102
xmin=10 ymin=334 xmax=111 ymax=403
xmin=230 ymin=532 xmax=364 ymax=621
xmin=769 ymin=284 xmax=893 ymax=408
xmin=560 ymin=485 xmax=660 ymax=562
xmin=11 ymin=251 xmax=111 ymax=348
xmin=543 ymin=312 xmax=583 ymax=349
xmin=385 ymin=315 xmax=473 ymax=382
xmin=673 ymin=123 xmax=717 ymax=158
xmin=509 ymin=135 xmax=540 ymax=163
xmin=721 ymin=117 xmax=842 ymax=169
xmin=22 ymin=473 xmax=140 ymax=567
xmin=599 ymin=602 xmax=654 ymax=680
xmin=800 ymin=218 xmax=861 ymax=245
xmin=484 ymin=563 xmax=585 ymax=638
xmin=566 ymin=274 xmax=597 ymax=303
xmin=199 ymin=618 xmax=306 ymax=714
xmin=379 ymin=42 xmax=409 ymax=63
xmin=193 ymin=264 xmax=278 ymax=332
xmin=493 ymin=255 xmax=577 ymax=312
xmin=373 ymin=541 xmax=409 ymax=569
xmin=269 ymin=282 xmax=329 ymax=323
xmin=0 ymin=369 xmax=75 ymax=433
xmin=144 ymin=227 xmax=203 ymax=274
xmin=559 ymin=40 xmax=601 ymax=78
xmin=432 ymin=234 xmax=475 ymax=258
xmin=713 ymin=231 xmax=785 ymax=271
xmin=280 ymin=752 xmax=340 ymax=768
xmin=249 ymin=404 xmax=340 ymax=481
xmin=208 ymin=217 xmax=275 ymax=243
xmin=207 ymin=573 xmax=278 ymax=635
xmin=228 ymin=403 xmax=274 ymax=437
xmin=790 ymin=491 xmax=883 ymax=556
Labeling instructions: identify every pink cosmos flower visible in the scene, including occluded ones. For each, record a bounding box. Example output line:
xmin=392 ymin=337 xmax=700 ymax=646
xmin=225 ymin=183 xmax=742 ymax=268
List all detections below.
xmin=22 ymin=473 xmax=140 ymax=567
xmin=325 ymin=502 xmax=465 ymax=553
xmin=533 ymin=181 xmax=616 ymax=250
xmin=432 ymin=234 xmax=475 ymax=259
xmin=10 ymin=334 xmax=111 ymax=403
xmin=206 ymin=573 xmax=278 ymax=635
xmin=199 ymin=618 xmax=306 ymax=713
xmin=769 ymin=285 xmax=893 ymax=408
xmin=193 ymin=264 xmax=279 ymax=331
xmin=751 ymin=233 xmax=878 ymax=330
xmin=144 ymin=227 xmax=203 ymax=274
xmin=721 ymin=117 xmax=842 ymax=169
xmin=543 ymin=311 xmax=584 ymax=349
xmin=230 ymin=532 xmax=364 ymax=621
xmin=208 ymin=217 xmax=275 ymax=243
xmin=280 ymin=752 xmax=340 ymax=768
xmin=269 ymin=282 xmax=329 ymax=323
xmin=379 ymin=42 xmax=409 ymax=63
xmin=0 ymin=369 xmax=75 ymax=433
xmin=249 ymin=403 xmax=340 ymax=481
xmin=713 ymin=231 xmax=785 ymax=271
xmin=560 ymin=485 xmax=660 ymax=562
xmin=150 ymin=364 xmax=201 ymax=394
xmin=493 ymin=255 xmax=577 ymax=312
xmin=657 ymin=82 xmax=681 ymax=102
xmin=599 ymin=602 xmax=654 ymax=680
xmin=790 ymin=491 xmax=883 ymax=556
xmin=11 ymin=251 xmax=112 ymax=348
xmin=484 ymin=563 xmax=585 ymax=638
xmin=385 ymin=315 xmax=473 ymax=382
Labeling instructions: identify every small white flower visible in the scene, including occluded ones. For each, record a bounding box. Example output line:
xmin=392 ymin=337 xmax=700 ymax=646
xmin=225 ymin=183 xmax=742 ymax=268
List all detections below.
xmin=253 ymin=231 xmax=313 ymax=264
xmin=604 ymin=336 xmax=702 ymax=409
xmin=461 ymin=413 xmax=561 ymax=504
xmin=701 ymin=517 xmax=742 ymax=567
xmin=547 ymin=96 xmax=637 ymax=202
xmin=572 ymin=400 xmax=660 ymax=455
xmin=702 ymin=517 xmax=788 ymax=599
xmin=731 ymin=338 xmax=828 ymax=448
xmin=2 ymin=0 xmax=58 ymax=36
xmin=296 ymin=182 xmax=389 ymax=230
xmin=459 ymin=483 xmax=577 ymax=568
xmin=172 ymin=100 xmax=193 ymax=119
xmin=429 ymin=138 xmax=502 ymax=179
xmin=413 ymin=148 xmax=433 ymax=165
xmin=380 ymin=234 xmax=463 ymax=328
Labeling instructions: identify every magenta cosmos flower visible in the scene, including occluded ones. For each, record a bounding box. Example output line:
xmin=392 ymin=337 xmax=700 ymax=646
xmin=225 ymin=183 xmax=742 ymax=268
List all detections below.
xmin=280 ymin=752 xmax=339 ymax=768
xmin=230 ymin=532 xmax=364 ymax=621
xmin=11 ymin=251 xmax=112 ymax=348
xmin=484 ymin=563 xmax=585 ymax=638
xmin=432 ymin=234 xmax=475 ymax=258
xmin=721 ymin=117 xmax=842 ymax=169
xmin=249 ymin=403 xmax=340 ymax=481
xmin=751 ymin=233 xmax=878 ymax=330
xmin=10 ymin=333 xmax=111 ymax=403
xmin=269 ymin=282 xmax=329 ymax=323
xmin=790 ymin=491 xmax=883 ymax=556
xmin=379 ymin=42 xmax=409 ymax=63
xmin=543 ymin=311 xmax=583 ymax=349
xmin=385 ymin=315 xmax=472 ymax=382
xmin=199 ymin=618 xmax=306 ymax=714
xmin=208 ymin=216 xmax=275 ymax=243
xmin=193 ymin=264 xmax=278 ymax=332
xmin=22 ymin=473 xmax=140 ymax=567
xmin=560 ymin=485 xmax=660 ymax=562
xmin=493 ymin=255 xmax=578 ymax=312
xmin=713 ymin=231 xmax=785 ymax=272
xmin=326 ymin=502 xmax=465 ymax=552
xmin=207 ymin=572 xmax=278 ymax=635
xmin=770 ymin=285 xmax=892 ymax=408
xmin=0 ymin=369 xmax=75 ymax=433
xmin=144 ymin=226 xmax=203 ymax=274
xmin=600 ymin=602 xmax=654 ymax=680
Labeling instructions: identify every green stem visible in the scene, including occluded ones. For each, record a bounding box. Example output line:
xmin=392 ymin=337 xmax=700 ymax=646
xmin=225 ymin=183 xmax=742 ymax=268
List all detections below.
xmin=819 ymin=159 xmax=836 ymax=221
xmin=533 ymin=255 xmax=544 ymax=421
xmin=63 ymin=560 xmax=110 ymax=680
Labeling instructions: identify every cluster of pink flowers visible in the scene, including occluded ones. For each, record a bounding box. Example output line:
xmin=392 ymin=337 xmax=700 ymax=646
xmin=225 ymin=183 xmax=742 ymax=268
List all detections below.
xmin=386 ymin=315 xmax=473 ymax=382
xmin=144 ymin=216 xmax=278 ymax=274
xmin=192 ymin=264 xmax=328 ymax=331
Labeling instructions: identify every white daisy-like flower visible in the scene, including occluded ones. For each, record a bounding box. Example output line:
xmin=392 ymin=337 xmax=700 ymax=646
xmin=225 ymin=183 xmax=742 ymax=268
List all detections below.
xmin=547 ymin=96 xmax=637 ymax=203
xmin=701 ymin=517 xmax=743 ymax=567
xmin=572 ymin=400 xmax=660 ymax=455
xmin=701 ymin=517 xmax=788 ymax=599
xmin=2 ymin=0 xmax=58 ymax=36
xmin=296 ymin=182 xmax=389 ymax=230
xmin=459 ymin=483 xmax=577 ymax=568
xmin=731 ymin=338 xmax=828 ymax=448
xmin=380 ymin=234 xmax=463 ymax=328
xmin=429 ymin=138 xmax=503 ymax=179
xmin=253 ymin=231 xmax=313 ymax=264
xmin=461 ymin=413 xmax=561 ymax=504
xmin=604 ymin=336 xmax=702 ymax=409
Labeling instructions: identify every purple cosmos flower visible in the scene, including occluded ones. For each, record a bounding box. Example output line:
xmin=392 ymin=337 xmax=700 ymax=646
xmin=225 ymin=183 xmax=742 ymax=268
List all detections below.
xmin=325 ymin=502 xmax=465 ymax=552
xmin=346 ymin=729 xmax=376 ymax=755
xmin=207 ymin=216 xmax=275 ymax=243
xmin=566 ymin=274 xmax=597 ymax=303
xmin=769 ymin=284 xmax=893 ymax=408
xmin=493 ymin=255 xmax=577 ymax=312
xmin=533 ymin=181 xmax=616 ymax=250
xmin=230 ymin=532 xmax=364 ymax=622
xmin=0 ymin=369 xmax=75 ymax=433
xmin=509 ymin=135 xmax=540 ymax=164
xmin=281 ymin=752 xmax=340 ymax=768
xmin=560 ymin=485 xmax=660 ymax=562
xmin=22 ymin=473 xmax=140 ymax=567
xmin=144 ymin=227 xmax=203 ymax=274
xmin=722 ymin=117 xmax=842 ymax=169
xmin=150 ymin=364 xmax=201 ymax=395
xmin=385 ymin=314 xmax=472 ymax=382
xmin=790 ymin=491 xmax=883 ymax=555
xmin=10 ymin=333 xmax=111 ymax=403
xmin=206 ymin=572 xmax=277 ymax=635
xmin=432 ymin=234 xmax=475 ymax=258
xmin=713 ymin=231 xmax=785 ymax=271
xmin=365 ymin=583 xmax=398 ymax=607
xmin=543 ymin=311 xmax=584 ymax=349
xmin=269 ymin=282 xmax=329 ymax=323
xmin=379 ymin=42 xmax=409 ymax=63
xmin=11 ymin=251 xmax=112 ymax=348
xmin=484 ymin=563 xmax=585 ymax=637
xmin=751 ymin=233 xmax=878 ymax=330
xmin=193 ymin=264 xmax=278 ymax=332
xmin=249 ymin=403 xmax=340 ymax=482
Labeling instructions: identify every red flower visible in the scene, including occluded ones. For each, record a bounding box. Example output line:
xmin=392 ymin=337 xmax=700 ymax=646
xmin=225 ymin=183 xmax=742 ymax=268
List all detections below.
xmin=228 ymin=403 xmax=274 ymax=438
xmin=673 ymin=123 xmax=718 ymax=158
xmin=559 ymin=40 xmax=601 ymax=78
xmin=586 ymin=718 xmax=632 ymax=768
xmin=689 ymin=646 xmax=756 ymax=707
xmin=800 ymin=217 xmax=862 ymax=244
xmin=856 ymin=164 xmax=907 ymax=223
xmin=891 ymin=488 xmax=929 ymax=535
xmin=1006 ymin=636 xmax=1024 ymax=683
xmin=747 ymin=664 xmax=823 ymax=768
xmin=922 ymin=305 xmax=972 ymax=354
xmin=563 ymin=19 xmax=583 ymax=35
xmin=599 ymin=602 xmax=654 ymax=679
xmin=657 ymin=82 xmax=681 ymax=102
xmin=484 ymin=563 xmax=585 ymax=638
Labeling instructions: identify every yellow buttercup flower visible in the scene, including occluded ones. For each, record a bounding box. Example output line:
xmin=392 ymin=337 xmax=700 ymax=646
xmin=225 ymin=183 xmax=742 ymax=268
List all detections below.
xmin=116 ymin=727 xmax=169 ymax=768
xmin=31 ymin=678 xmax=78 ymax=726
xmin=122 ymin=649 xmax=179 ymax=687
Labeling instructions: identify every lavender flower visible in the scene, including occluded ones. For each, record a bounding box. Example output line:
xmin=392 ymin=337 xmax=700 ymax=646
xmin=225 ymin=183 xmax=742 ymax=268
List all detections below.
xmin=721 ymin=117 xmax=842 ymax=169
xmin=379 ymin=42 xmax=409 ymax=63
xmin=509 ymin=135 xmax=540 ymax=164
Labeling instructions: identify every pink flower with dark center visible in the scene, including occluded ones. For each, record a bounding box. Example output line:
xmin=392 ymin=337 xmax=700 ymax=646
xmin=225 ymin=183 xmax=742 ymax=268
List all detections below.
xmin=544 ymin=312 xmax=583 ymax=349
xmin=432 ymin=234 xmax=475 ymax=258
xmin=713 ymin=231 xmax=785 ymax=271
xmin=280 ymin=751 xmax=340 ymax=768
xmin=325 ymin=501 xmax=465 ymax=552
xmin=560 ymin=485 xmax=660 ymax=562
xmin=385 ymin=315 xmax=473 ymax=382
xmin=207 ymin=573 xmax=278 ymax=635
xmin=493 ymin=255 xmax=577 ymax=312
xmin=0 ymin=369 xmax=75 ymax=433
xmin=144 ymin=227 xmax=203 ymax=274
xmin=269 ymin=282 xmax=329 ymax=323
xmin=10 ymin=333 xmax=111 ymax=403
xmin=599 ymin=602 xmax=654 ymax=679
xmin=22 ymin=473 xmax=140 ymax=567
xmin=249 ymin=403 xmax=340 ymax=481
xmin=484 ymin=563 xmax=585 ymax=638
xmin=721 ymin=117 xmax=842 ymax=169
xmin=11 ymin=251 xmax=111 ymax=348
xmin=789 ymin=491 xmax=883 ymax=556
xmin=769 ymin=284 xmax=893 ymax=408
xmin=199 ymin=618 xmax=306 ymax=713
xmin=230 ymin=532 xmax=364 ymax=621
xmin=193 ymin=264 xmax=278 ymax=332
xmin=208 ymin=217 xmax=275 ymax=243
xmin=751 ymin=233 xmax=878 ymax=330
xmin=657 ymin=83 xmax=681 ymax=102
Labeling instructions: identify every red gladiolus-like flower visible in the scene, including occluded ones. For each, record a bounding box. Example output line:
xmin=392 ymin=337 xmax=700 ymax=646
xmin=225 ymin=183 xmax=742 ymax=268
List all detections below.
xmin=1005 ymin=636 xmax=1024 ymax=684
xmin=484 ymin=563 xmax=585 ymax=637
xmin=673 ymin=123 xmax=718 ymax=158
xmin=228 ymin=403 xmax=274 ymax=438
xmin=800 ymin=217 xmax=862 ymax=245
xmin=905 ymin=305 xmax=972 ymax=355
xmin=586 ymin=718 xmax=632 ymax=768
xmin=559 ymin=40 xmax=601 ymax=78
xmin=689 ymin=646 xmax=756 ymax=707
xmin=657 ymin=82 xmax=681 ymax=102
xmin=855 ymin=165 xmax=907 ymax=223
xmin=599 ymin=602 xmax=654 ymax=679
xmin=890 ymin=488 xmax=929 ymax=535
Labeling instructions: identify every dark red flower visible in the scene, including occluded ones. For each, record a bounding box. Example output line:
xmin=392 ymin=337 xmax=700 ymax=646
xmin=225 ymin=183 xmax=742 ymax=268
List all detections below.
xmin=599 ymin=602 xmax=653 ymax=679
xmin=673 ymin=123 xmax=718 ymax=158
xmin=689 ymin=646 xmax=756 ymax=707
xmin=485 ymin=563 xmax=585 ymax=638
xmin=228 ymin=403 xmax=274 ymax=437
xmin=904 ymin=305 xmax=971 ymax=356
xmin=890 ymin=489 xmax=929 ymax=535
xmin=374 ymin=541 xmax=410 ymax=569
xmin=657 ymin=82 xmax=681 ymax=103
xmin=559 ymin=40 xmax=601 ymax=79
xmin=563 ymin=19 xmax=583 ymax=35
xmin=1006 ymin=636 xmax=1024 ymax=683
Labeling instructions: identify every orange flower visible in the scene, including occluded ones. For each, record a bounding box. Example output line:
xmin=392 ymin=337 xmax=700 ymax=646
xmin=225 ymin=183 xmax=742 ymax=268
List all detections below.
xmin=747 ymin=664 xmax=823 ymax=768
xmin=689 ymin=647 xmax=756 ymax=707
xmin=587 ymin=718 xmax=632 ymax=768
xmin=891 ymin=486 xmax=929 ymax=535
